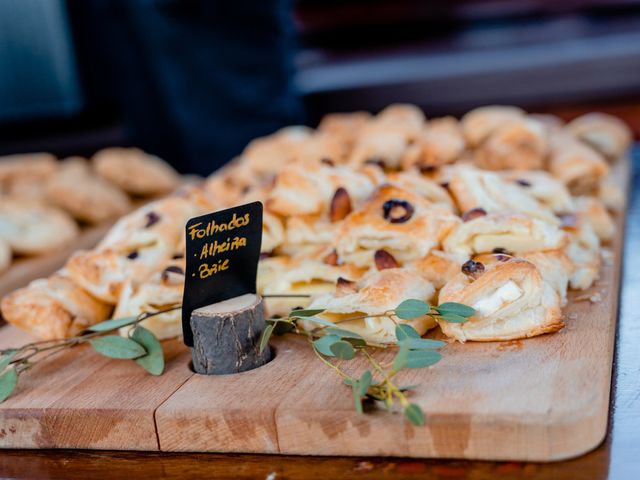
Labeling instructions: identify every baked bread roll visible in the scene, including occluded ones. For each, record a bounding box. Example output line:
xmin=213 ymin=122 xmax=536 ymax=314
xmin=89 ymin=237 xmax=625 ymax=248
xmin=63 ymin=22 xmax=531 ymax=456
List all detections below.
xmin=335 ymin=184 xmax=460 ymax=267
xmin=304 ymin=268 xmax=437 ymax=344
xmin=438 ymin=257 xmax=563 ymax=342
xmin=461 ymin=105 xmax=524 ymax=147
xmin=474 ymin=118 xmax=548 ymax=170
xmin=499 ymin=170 xmax=574 ymax=213
xmin=115 ymin=259 xmax=185 ymax=340
xmin=548 ymin=133 xmax=609 ymax=195
xmin=0 ymin=199 xmax=78 ymax=255
xmin=93 ymin=147 xmax=180 ymax=197
xmin=1 ymin=272 xmax=112 ymax=340
xmin=447 ymin=166 xmax=557 ymax=223
xmin=442 ymin=211 xmax=568 ymax=256
xmin=567 ymin=112 xmax=632 ymax=160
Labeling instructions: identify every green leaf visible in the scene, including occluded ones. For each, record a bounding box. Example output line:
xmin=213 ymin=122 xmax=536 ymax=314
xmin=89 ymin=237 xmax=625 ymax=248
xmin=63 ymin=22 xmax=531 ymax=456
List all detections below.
xmin=132 ymin=326 xmax=165 ymax=375
xmin=0 ymin=368 xmax=18 ymax=403
xmin=439 ymin=313 xmax=468 ymax=324
xmin=351 ymin=382 xmax=364 ymax=414
xmin=313 ymin=335 xmax=341 ymax=356
xmin=345 ymin=338 xmax=367 ymax=348
xmin=406 ymin=350 xmax=442 ymax=368
xmin=259 ymin=324 xmax=275 ymax=354
xmin=359 ymin=370 xmax=372 ymax=397
xmin=393 ymin=344 xmax=409 ymax=371
xmin=395 ymin=299 xmax=430 ymax=320
xmin=88 ymin=316 xmax=138 ymax=332
xmin=404 ymin=403 xmax=425 ymax=426
xmin=395 ymin=323 xmax=421 ymax=341
xmin=436 ymin=302 xmax=475 ymax=318
xmin=298 ymin=316 xmax=337 ymax=327
xmin=90 ymin=335 xmax=147 ymax=359
xmin=324 ymin=327 xmax=363 ymax=339
xmin=271 ymin=320 xmax=295 ymax=335
xmin=398 ymin=337 xmax=446 ymax=350
xmin=290 ymin=309 xmax=326 ymax=318
xmin=329 ymin=340 xmax=355 ymax=360
xmin=0 ymin=350 xmax=17 ymax=372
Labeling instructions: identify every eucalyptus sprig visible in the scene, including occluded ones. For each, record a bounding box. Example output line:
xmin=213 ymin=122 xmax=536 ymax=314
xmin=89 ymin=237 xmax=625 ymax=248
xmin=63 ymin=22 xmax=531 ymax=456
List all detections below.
xmin=259 ymin=299 xmax=475 ymax=425
xmin=0 ymin=308 xmax=178 ymax=403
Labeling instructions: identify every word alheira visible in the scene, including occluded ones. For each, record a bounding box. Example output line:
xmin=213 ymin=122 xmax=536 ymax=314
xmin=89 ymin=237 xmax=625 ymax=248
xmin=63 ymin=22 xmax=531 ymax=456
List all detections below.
xmin=188 ymin=212 xmax=251 ymax=240
xmin=0 ymin=308 xmax=181 ymax=404
xmin=259 ymin=299 xmax=475 ymax=426
xmin=199 ymin=236 xmax=247 ymax=260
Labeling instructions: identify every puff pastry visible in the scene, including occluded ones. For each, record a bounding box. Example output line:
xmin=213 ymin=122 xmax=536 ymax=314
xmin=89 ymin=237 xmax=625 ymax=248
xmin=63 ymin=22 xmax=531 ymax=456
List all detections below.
xmin=1 ymin=272 xmax=112 ymax=340
xmin=387 ymin=170 xmax=455 ymax=211
xmin=335 ymin=184 xmax=460 ymax=267
xmin=443 ymin=211 xmax=568 ymax=256
xmin=305 ymin=268 xmax=437 ymax=344
xmin=411 ymin=250 xmax=464 ymax=289
xmin=574 ymin=196 xmax=615 ymax=242
xmin=549 ymin=133 xmax=609 ymax=195
xmin=567 ymin=112 xmax=632 ymax=160
xmin=438 ymin=257 xmax=563 ymax=342
xmin=474 ymin=118 xmax=548 ymax=170
xmin=562 ymin=215 xmax=602 ymax=290
xmin=402 ymin=116 xmax=466 ymax=169
xmin=461 ymin=105 xmax=524 ymax=147
xmin=499 ymin=170 xmax=574 ymax=213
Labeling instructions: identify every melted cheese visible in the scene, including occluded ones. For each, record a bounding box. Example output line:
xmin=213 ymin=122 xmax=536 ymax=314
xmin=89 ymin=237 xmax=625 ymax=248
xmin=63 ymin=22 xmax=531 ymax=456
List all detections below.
xmin=472 ymin=280 xmax=523 ymax=316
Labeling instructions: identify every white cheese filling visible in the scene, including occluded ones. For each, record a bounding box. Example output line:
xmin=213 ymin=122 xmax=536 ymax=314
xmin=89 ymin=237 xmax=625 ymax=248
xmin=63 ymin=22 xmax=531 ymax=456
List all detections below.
xmin=472 ymin=280 xmax=523 ymax=316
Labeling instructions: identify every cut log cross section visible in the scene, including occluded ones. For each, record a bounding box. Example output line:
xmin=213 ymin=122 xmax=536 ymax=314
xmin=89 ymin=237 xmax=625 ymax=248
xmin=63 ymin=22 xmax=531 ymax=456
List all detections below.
xmin=190 ymin=293 xmax=271 ymax=375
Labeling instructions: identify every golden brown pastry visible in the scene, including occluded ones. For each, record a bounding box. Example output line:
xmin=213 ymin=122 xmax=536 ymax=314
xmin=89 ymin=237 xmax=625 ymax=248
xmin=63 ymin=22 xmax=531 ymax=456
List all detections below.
xmin=560 ymin=213 xmax=601 ymax=290
xmin=115 ymin=258 xmax=185 ymax=340
xmin=402 ymin=116 xmax=466 ymax=169
xmin=0 ymin=199 xmax=78 ymax=255
xmin=93 ymin=147 xmax=180 ymax=196
xmin=442 ymin=211 xmax=568 ymax=256
xmin=411 ymin=250 xmax=464 ymax=289
xmin=474 ymin=118 xmax=548 ymax=171
xmin=266 ymin=162 xmax=376 ymax=217
xmin=438 ymin=257 xmax=563 ymax=342
xmin=548 ymin=133 xmax=609 ymax=195
xmin=304 ymin=268 xmax=437 ymax=344
xmin=447 ymin=165 xmax=557 ymax=223
xmin=318 ymin=111 xmax=371 ymax=150
xmin=461 ymin=105 xmax=524 ymax=147
xmin=335 ymin=184 xmax=460 ymax=267
xmin=567 ymin=112 xmax=632 ymax=160
xmin=597 ymin=173 xmax=625 ymax=212
xmin=499 ymin=170 xmax=574 ymax=213
xmin=519 ymin=251 xmax=573 ymax=305
xmin=279 ymin=215 xmax=336 ymax=256
xmin=574 ymin=196 xmax=615 ymax=242
xmin=46 ymin=157 xmax=132 ymax=223
xmin=0 ymin=238 xmax=10 ymax=272
xmin=262 ymin=211 xmax=285 ymax=253
xmin=1 ymin=272 xmax=112 ymax=340
xmin=0 ymin=153 xmax=58 ymax=192
xmin=387 ymin=170 xmax=456 ymax=211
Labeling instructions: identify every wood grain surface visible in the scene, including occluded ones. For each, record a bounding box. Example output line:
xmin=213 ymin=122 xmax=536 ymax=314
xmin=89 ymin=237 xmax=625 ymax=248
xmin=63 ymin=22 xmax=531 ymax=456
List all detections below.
xmin=0 ymin=160 xmax=628 ymax=462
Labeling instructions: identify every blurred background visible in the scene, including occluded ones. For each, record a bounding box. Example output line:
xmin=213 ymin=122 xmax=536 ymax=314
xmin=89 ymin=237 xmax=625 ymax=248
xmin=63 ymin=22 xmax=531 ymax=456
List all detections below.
xmin=1 ymin=0 xmax=640 ymax=175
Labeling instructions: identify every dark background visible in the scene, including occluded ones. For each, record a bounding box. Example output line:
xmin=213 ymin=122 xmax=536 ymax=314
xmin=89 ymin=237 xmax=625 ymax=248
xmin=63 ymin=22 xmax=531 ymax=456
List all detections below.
xmin=1 ymin=0 xmax=639 ymax=175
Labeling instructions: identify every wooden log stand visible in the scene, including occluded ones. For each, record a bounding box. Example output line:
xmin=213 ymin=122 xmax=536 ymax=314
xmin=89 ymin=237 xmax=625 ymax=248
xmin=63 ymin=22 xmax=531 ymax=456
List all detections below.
xmin=189 ymin=293 xmax=271 ymax=375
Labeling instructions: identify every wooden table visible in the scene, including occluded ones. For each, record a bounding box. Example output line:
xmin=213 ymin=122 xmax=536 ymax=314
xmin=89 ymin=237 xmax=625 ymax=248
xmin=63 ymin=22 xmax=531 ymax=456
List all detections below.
xmin=0 ymin=149 xmax=638 ymax=480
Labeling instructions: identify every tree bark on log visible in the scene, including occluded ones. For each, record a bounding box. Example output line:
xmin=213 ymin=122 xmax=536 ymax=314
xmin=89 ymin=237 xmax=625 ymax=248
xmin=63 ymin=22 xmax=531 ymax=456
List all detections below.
xmin=190 ymin=293 xmax=271 ymax=375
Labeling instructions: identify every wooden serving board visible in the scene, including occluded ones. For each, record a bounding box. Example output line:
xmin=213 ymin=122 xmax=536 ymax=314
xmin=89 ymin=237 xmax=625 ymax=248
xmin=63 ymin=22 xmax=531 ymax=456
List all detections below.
xmin=0 ymin=160 xmax=629 ymax=462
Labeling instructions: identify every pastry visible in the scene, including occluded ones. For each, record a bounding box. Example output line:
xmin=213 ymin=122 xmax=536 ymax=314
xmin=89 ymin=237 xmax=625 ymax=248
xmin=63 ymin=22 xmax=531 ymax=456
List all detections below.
xmin=1 ymin=272 xmax=112 ymax=340
xmin=402 ymin=116 xmax=466 ymax=169
xmin=266 ymin=162 xmax=376 ymax=217
xmin=438 ymin=257 xmax=563 ymax=342
xmin=279 ymin=215 xmax=336 ymax=256
xmin=548 ymin=133 xmax=609 ymax=195
xmin=387 ymin=170 xmax=456 ymax=211
xmin=567 ymin=112 xmax=632 ymax=160
xmin=0 ymin=238 xmax=10 ymax=272
xmin=447 ymin=165 xmax=557 ymax=223
xmin=474 ymin=118 xmax=548 ymax=170
xmin=461 ymin=105 xmax=524 ymax=147
xmin=499 ymin=170 xmax=574 ymax=213
xmin=304 ymin=268 xmax=437 ymax=344
xmin=0 ymin=153 xmax=58 ymax=188
xmin=318 ymin=111 xmax=371 ymax=150
xmin=93 ymin=147 xmax=180 ymax=196
xmin=574 ymin=196 xmax=615 ymax=242
xmin=560 ymin=214 xmax=601 ymax=290
xmin=0 ymin=199 xmax=78 ymax=255
xmin=46 ymin=157 xmax=132 ymax=223
xmin=335 ymin=184 xmax=460 ymax=267
xmin=115 ymin=258 xmax=185 ymax=340
xmin=262 ymin=211 xmax=285 ymax=253
xmin=519 ymin=251 xmax=573 ymax=305
xmin=442 ymin=212 xmax=568 ymax=256
xmin=411 ymin=250 xmax=464 ymax=289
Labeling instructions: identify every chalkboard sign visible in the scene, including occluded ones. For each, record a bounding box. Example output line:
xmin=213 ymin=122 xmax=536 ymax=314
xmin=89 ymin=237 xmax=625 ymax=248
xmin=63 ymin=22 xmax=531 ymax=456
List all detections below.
xmin=182 ymin=202 xmax=263 ymax=346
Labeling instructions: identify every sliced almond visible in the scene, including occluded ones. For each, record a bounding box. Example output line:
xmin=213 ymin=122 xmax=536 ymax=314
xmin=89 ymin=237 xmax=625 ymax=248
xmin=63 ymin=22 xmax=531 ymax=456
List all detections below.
xmin=461 ymin=207 xmax=487 ymax=222
xmin=323 ymin=249 xmax=339 ymax=266
xmin=374 ymin=249 xmax=399 ymax=270
xmin=329 ymin=187 xmax=352 ymax=222
xmin=336 ymin=277 xmax=358 ymax=296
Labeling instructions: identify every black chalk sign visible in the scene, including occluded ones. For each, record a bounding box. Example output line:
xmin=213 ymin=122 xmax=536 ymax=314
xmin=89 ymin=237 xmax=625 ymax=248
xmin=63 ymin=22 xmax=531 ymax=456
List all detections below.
xmin=182 ymin=201 xmax=263 ymax=346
